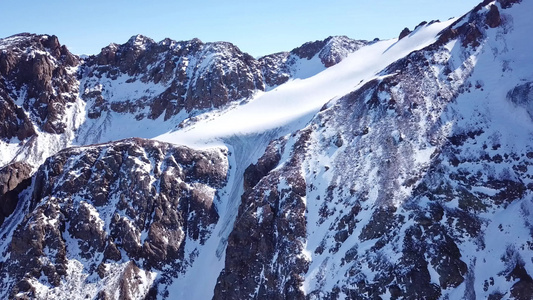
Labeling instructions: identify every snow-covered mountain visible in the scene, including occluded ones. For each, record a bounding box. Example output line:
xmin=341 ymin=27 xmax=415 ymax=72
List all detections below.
xmin=0 ymin=32 xmax=365 ymax=167
xmin=259 ymin=36 xmax=369 ymax=88
xmin=1 ymin=0 xmax=532 ymax=299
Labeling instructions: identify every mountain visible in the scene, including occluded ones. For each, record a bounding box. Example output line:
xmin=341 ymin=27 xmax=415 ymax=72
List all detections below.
xmin=0 ymin=0 xmax=532 ymax=299
xmin=259 ymin=36 xmax=368 ymax=88
xmin=0 ymin=32 xmax=366 ymax=168
xmin=0 ymin=138 xmax=228 ymax=299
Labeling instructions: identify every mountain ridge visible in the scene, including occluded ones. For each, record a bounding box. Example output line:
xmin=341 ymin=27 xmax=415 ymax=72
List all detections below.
xmin=0 ymin=31 xmax=370 ymax=169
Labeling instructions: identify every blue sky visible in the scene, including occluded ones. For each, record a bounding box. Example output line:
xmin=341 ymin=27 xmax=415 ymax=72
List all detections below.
xmin=1 ymin=0 xmax=480 ymax=57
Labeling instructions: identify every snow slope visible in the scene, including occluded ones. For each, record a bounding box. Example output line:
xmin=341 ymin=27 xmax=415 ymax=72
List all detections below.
xmin=152 ymin=17 xmax=462 ymax=299
xmin=156 ymin=17 xmax=458 ymax=148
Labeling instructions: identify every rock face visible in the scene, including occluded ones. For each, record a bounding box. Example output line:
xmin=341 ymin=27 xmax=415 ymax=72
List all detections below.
xmin=81 ymin=34 xmax=370 ymax=122
xmin=507 ymin=81 xmax=533 ymax=120
xmin=0 ymin=138 xmax=228 ymax=299
xmin=0 ymin=33 xmax=79 ymax=134
xmin=0 ymin=161 xmax=32 ymax=225
xmin=0 ymin=84 xmax=35 ymax=141
xmin=497 ymin=0 xmax=521 ymax=9
xmin=399 ymin=27 xmax=411 ymax=39
xmin=0 ymin=33 xmax=84 ymax=167
xmin=292 ymin=36 xmax=368 ymax=68
xmin=81 ymin=36 xmax=264 ymax=121
xmin=79 ymin=34 xmax=368 ymax=125
xmin=214 ymin=136 xmax=309 ymax=299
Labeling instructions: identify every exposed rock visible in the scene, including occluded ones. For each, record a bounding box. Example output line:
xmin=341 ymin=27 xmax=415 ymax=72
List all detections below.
xmin=415 ymin=21 xmax=429 ymax=31
xmin=243 ymin=139 xmax=283 ymax=190
xmin=399 ymin=27 xmax=411 ymax=39
xmin=214 ymin=133 xmax=310 ymax=299
xmin=82 ymin=36 xmax=264 ymax=121
xmin=509 ymin=262 xmax=533 ymax=300
xmin=0 ymin=138 xmax=228 ymax=299
xmin=507 ymin=81 xmax=533 ymax=120
xmin=0 ymin=83 xmax=35 ymax=141
xmin=317 ymin=36 xmax=368 ymax=67
xmin=0 ymin=33 xmax=79 ymax=134
xmin=0 ymin=161 xmax=32 ymax=225
xmin=0 ymin=33 xmax=85 ymax=168
xmin=257 ymin=52 xmax=292 ymax=87
xmin=436 ymin=2 xmax=497 ymax=47
xmin=486 ymin=5 xmax=501 ymax=28
xmin=461 ymin=22 xmax=483 ymax=47
xmin=0 ymin=161 xmax=32 ymax=196
xmin=83 ymin=34 xmax=367 ymax=122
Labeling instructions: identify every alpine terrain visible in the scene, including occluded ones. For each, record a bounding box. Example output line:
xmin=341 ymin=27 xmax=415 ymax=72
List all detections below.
xmin=1 ymin=0 xmax=532 ymax=299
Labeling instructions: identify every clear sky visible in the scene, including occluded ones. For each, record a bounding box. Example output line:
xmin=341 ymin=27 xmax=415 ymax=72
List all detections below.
xmin=1 ymin=0 xmax=480 ymax=57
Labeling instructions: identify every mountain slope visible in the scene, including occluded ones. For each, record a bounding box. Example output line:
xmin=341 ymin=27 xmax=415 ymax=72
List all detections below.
xmin=212 ymin=1 xmax=533 ymax=299
xmin=0 ymin=0 xmax=532 ymax=299
xmin=0 ymin=31 xmax=373 ymax=299
xmin=0 ymin=138 xmax=229 ymax=299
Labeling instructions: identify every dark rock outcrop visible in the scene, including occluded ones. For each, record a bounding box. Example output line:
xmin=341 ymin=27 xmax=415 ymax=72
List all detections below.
xmin=0 ymin=161 xmax=32 ymax=225
xmin=399 ymin=27 xmax=411 ymax=39
xmin=81 ymin=34 xmax=368 ymax=121
xmin=0 ymin=85 xmax=35 ymax=141
xmin=497 ymin=0 xmax=521 ymax=9
xmin=0 ymin=138 xmax=228 ymax=299
xmin=0 ymin=33 xmax=79 ymax=134
xmin=215 ymin=133 xmax=310 ymax=299
xmin=436 ymin=1 xmax=505 ymax=48
xmin=485 ymin=4 xmax=501 ymax=28
xmin=507 ymin=81 xmax=533 ymax=120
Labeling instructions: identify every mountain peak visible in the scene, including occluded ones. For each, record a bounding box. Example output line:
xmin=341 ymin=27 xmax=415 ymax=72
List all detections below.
xmin=126 ymin=34 xmax=155 ymax=50
xmin=0 ymin=33 xmax=66 ymax=56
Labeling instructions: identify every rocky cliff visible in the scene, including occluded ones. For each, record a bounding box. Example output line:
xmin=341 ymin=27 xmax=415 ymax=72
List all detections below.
xmin=0 ymin=33 xmax=83 ymax=167
xmin=0 ymin=138 xmax=228 ymax=299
